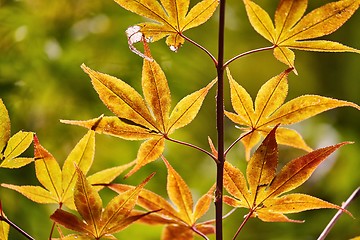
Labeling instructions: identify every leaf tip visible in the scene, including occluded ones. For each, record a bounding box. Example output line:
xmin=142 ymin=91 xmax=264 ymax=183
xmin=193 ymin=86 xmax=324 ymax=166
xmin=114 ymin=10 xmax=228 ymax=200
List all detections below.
xmin=80 ymin=63 xmax=89 ymax=73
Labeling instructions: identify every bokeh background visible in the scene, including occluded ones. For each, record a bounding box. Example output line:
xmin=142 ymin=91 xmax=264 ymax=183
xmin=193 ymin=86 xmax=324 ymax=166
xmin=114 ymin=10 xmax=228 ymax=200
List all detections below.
xmin=0 ymin=0 xmax=359 ymax=239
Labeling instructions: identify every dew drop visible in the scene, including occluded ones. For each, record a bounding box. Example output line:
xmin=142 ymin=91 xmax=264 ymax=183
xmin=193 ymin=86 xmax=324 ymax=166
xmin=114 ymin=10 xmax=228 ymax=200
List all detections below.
xmin=169 ymin=45 xmax=178 ymax=52
xmin=126 ymin=25 xmax=142 ymax=45
xmin=125 ymin=25 xmax=153 ymax=62
xmin=145 ymin=36 xmax=153 ymax=43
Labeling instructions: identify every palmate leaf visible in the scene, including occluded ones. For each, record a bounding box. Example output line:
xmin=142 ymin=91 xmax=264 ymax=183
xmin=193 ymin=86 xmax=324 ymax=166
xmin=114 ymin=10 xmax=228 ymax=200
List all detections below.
xmin=115 ymin=0 xmax=219 ymax=51
xmin=225 ymin=68 xmax=360 ymax=160
xmin=244 ymin=0 xmax=360 ymax=69
xmin=0 ymin=202 xmax=9 ymax=240
xmin=223 ymin=126 xmax=350 ymax=223
xmin=107 ymin=158 xmax=215 ymax=240
xmin=62 ymin=56 xmax=216 ymax=177
xmin=1 ymin=131 xmax=131 ymax=209
xmin=0 ymin=99 xmax=10 ymax=152
xmin=0 ymin=99 xmax=34 ymax=169
xmin=50 ymin=169 xmax=155 ymax=239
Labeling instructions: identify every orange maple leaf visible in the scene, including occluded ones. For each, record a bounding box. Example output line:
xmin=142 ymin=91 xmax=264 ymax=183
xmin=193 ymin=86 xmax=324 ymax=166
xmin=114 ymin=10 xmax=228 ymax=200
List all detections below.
xmin=114 ymin=0 xmax=219 ymax=51
xmin=244 ymin=0 xmax=360 ymax=70
xmin=107 ymin=158 xmax=215 ymax=240
xmin=223 ymin=126 xmax=350 ymax=227
xmin=50 ymin=168 xmax=155 ymax=239
xmin=225 ymin=68 xmax=360 ymax=160
xmin=62 ymin=49 xmax=216 ymax=177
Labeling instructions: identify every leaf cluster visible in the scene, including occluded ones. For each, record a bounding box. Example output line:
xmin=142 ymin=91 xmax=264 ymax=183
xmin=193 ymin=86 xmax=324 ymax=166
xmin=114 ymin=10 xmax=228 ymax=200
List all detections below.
xmin=0 ymin=0 xmax=360 ymax=239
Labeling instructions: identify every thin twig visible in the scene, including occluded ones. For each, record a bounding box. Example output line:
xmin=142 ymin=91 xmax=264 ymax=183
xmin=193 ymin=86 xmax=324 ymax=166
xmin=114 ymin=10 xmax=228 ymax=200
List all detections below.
xmin=165 ymin=136 xmax=218 ymax=162
xmin=222 ymin=207 xmax=237 ymax=219
xmin=224 ymin=130 xmax=253 ymax=156
xmin=180 ymin=33 xmax=218 ymax=66
xmin=317 ymin=187 xmax=360 ymax=240
xmin=192 ymin=226 xmax=210 ymax=240
xmin=224 ymin=45 xmax=276 ymax=68
xmin=0 ymin=215 xmax=35 ymax=240
xmin=232 ymin=209 xmax=255 ymax=240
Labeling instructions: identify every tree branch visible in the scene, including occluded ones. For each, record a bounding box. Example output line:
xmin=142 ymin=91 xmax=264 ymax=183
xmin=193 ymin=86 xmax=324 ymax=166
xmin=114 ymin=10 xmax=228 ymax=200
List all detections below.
xmin=317 ymin=187 xmax=360 ymax=240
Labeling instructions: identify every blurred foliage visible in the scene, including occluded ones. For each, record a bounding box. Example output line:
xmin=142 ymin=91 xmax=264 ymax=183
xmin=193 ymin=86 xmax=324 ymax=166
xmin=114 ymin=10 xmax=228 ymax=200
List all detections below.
xmin=0 ymin=0 xmax=359 ymax=239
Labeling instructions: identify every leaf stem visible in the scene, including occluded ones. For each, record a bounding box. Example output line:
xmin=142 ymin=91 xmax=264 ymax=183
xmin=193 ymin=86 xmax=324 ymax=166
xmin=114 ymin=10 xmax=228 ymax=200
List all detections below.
xmin=215 ymin=0 xmax=226 ymax=239
xmin=232 ymin=209 xmax=254 ymax=240
xmin=317 ymin=186 xmax=360 ymax=240
xmin=0 ymin=215 xmax=35 ymax=240
xmin=192 ymin=226 xmax=210 ymax=240
xmin=165 ymin=136 xmax=218 ymax=162
xmin=224 ymin=130 xmax=253 ymax=156
xmin=49 ymin=203 xmax=63 ymax=239
xmin=181 ymin=33 xmax=218 ymax=66
xmin=224 ymin=45 xmax=275 ymax=68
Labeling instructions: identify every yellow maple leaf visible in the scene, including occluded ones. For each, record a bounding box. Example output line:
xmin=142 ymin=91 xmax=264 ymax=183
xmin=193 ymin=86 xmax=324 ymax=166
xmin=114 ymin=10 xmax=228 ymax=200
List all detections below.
xmin=0 ymin=99 xmax=33 ymax=169
xmin=115 ymin=0 xmax=219 ymax=51
xmin=62 ymin=49 xmax=216 ymax=177
xmin=244 ymin=0 xmax=360 ymax=70
xmin=225 ymin=68 xmax=360 ymax=160
xmin=1 ymin=132 xmax=132 ymax=209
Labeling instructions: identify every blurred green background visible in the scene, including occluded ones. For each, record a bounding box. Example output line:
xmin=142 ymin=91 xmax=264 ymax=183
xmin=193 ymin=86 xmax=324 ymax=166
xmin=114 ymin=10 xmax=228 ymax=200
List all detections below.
xmin=0 ymin=0 xmax=359 ymax=239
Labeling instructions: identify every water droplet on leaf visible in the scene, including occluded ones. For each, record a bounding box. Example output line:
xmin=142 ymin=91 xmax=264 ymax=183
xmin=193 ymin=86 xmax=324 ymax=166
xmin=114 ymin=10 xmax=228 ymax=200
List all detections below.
xmin=169 ymin=45 xmax=178 ymax=52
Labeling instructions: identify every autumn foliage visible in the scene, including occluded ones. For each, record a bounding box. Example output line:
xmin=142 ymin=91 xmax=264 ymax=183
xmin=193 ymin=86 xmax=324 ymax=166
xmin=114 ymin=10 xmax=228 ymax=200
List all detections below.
xmin=0 ymin=0 xmax=360 ymax=239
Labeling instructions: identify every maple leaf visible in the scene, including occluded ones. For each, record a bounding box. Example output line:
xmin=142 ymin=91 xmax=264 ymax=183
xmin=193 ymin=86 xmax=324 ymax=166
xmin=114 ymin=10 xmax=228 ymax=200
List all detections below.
xmin=0 ymin=99 xmax=34 ymax=169
xmin=1 ymin=131 xmax=132 ymax=209
xmin=107 ymin=157 xmax=215 ymax=240
xmin=115 ymin=0 xmax=219 ymax=51
xmin=223 ymin=126 xmax=350 ymax=225
xmin=50 ymin=168 xmax=155 ymax=239
xmin=244 ymin=0 xmax=360 ymax=69
xmin=62 ymin=53 xmax=216 ymax=177
xmin=0 ymin=202 xmax=9 ymax=240
xmin=225 ymin=68 xmax=360 ymax=160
